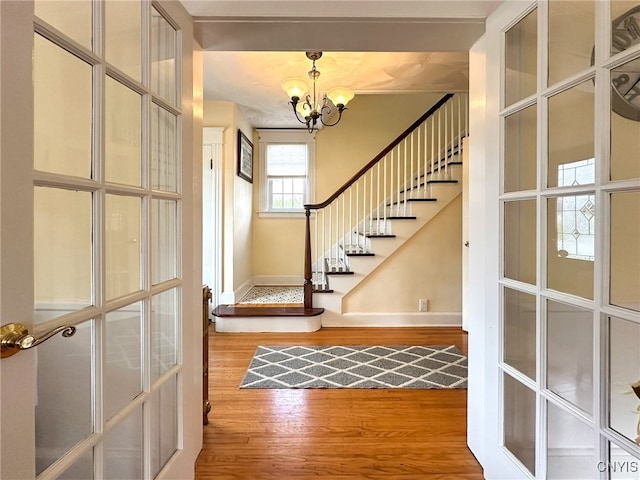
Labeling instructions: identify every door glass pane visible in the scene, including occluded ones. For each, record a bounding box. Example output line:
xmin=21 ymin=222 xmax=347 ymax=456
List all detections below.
xmin=35 ymin=188 xmax=92 ymax=323
xmin=611 ymin=3 xmax=640 ymax=56
xmin=149 ymin=375 xmax=178 ymax=476
xmin=504 ymin=373 xmax=537 ymax=475
xmin=58 ymin=448 xmax=94 ymax=480
xmin=611 ymin=58 xmax=640 ymax=180
xmin=505 ymin=8 xmax=537 ymax=107
xmin=547 ymin=300 xmax=593 ymax=414
xmin=548 ymin=1 xmax=594 ymax=86
xmin=105 ymin=302 xmax=142 ymax=421
xmin=105 ymin=0 xmax=141 ymax=81
xmin=34 ymin=34 xmax=92 ymax=178
xmin=151 ymin=104 xmax=178 ymax=192
xmin=105 ymin=77 xmax=141 ymax=186
xmin=152 ymin=199 xmax=178 ymax=285
xmin=548 ymin=81 xmax=595 ymax=188
xmin=503 ymin=288 xmax=536 ymax=380
xmin=35 ymin=320 xmax=93 ymax=475
xmin=608 ymin=441 xmax=640 ymax=479
xmin=151 ymin=7 xmax=177 ymax=106
xmin=609 ymin=316 xmax=640 ymax=445
xmin=35 ymin=1 xmax=92 ymax=50
xmin=105 ymin=195 xmax=141 ymax=300
xmin=547 ymin=196 xmax=595 ymax=299
xmin=547 ymin=401 xmax=596 ymax=479
xmin=504 ymin=105 xmax=537 ymax=192
xmin=611 ymin=191 xmax=640 ymax=312
xmin=105 ymin=406 xmax=143 ymax=479
xmin=151 ymin=288 xmax=178 ymax=383
xmin=504 ymin=200 xmax=536 ymax=285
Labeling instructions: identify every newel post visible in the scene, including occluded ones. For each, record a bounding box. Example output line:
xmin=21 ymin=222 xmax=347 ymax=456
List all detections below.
xmin=303 ymin=208 xmax=313 ymax=309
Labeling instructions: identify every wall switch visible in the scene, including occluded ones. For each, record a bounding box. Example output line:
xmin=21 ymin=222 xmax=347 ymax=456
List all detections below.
xmin=418 ymin=299 xmax=428 ymax=312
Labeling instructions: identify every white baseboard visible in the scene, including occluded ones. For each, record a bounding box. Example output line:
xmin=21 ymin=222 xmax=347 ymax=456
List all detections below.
xmin=219 ymin=278 xmax=254 ymax=305
xmin=253 ymin=275 xmax=304 ymax=286
xmin=322 ymin=312 xmax=462 ymax=327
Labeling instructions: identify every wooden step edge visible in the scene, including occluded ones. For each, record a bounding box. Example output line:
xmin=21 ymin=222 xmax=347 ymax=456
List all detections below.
xmin=365 ymin=234 xmax=396 ymax=238
xmin=406 ymin=197 xmax=438 ymax=202
xmin=345 ymin=252 xmax=375 ymax=257
xmin=313 ymin=288 xmax=334 ymax=294
xmin=386 ymin=216 xmax=417 ymax=220
xmin=325 ymin=270 xmax=355 ymax=275
xmin=427 ymin=179 xmax=458 ymax=184
xmin=212 ymin=305 xmax=324 ymax=317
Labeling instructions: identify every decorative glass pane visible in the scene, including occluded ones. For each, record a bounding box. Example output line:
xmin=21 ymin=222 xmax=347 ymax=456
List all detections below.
xmin=105 ymin=0 xmax=141 ymax=81
xmin=34 ymin=34 xmax=92 ymax=178
xmin=504 ymin=105 xmax=537 ymax=192
xmin=503 ymin=200 xmax=537 ymax=285
xmin=151 ymin=288 xmax=178 ymax=383
xmin=34 ymin=187 xmax=92 ymax=323
xmin=611 ymin=58 xmax=640 ymax=180
xmin=35 ymin=1 xmax=92 ymax=49
xmin=105 ymin=302 xmax=142 ymax=421
xmin=546 ymin=299 xmax=593 ymax=414
xmin=609 ymin=316 xmax=640 ymax=445
xmin=548 ymin=81 xmax=595 ymax=188
xmin=152 ymin=199 xmax=178 ymax=285
xmin=548 ymin=1 xmax=595 ymax=86
xmin=505 ymin=8 xmax=537 ymax=107
xmin=105 ymin=406 xmax=143 ymax=479
xmin=58 ymin=448 xmax=94 ymax=480
xmin=610 ymin=191 xmax=640 ymax=312
xmin=151 ymin=104 xmax=178 ymax=192
xmin=547 ymin=401 xmax=596 ymax=479
xmin=151 ymin=7 xmax=177 ymax=105
xmin=504 ymin=373 xmax=537 ymax=475
xmin=36 ymin=320 xmax=93 ymax=475
xmin=608 ymin=441 xmax=640 ymax=478
xmin=149 ymin=375 xmax=178 ymax=477
xmin=503 ymin=287 xmax=536 ymax=380
xmin=611 ymin=3 xmax=640 ymax=57
xmin=105 ymin=77 xmax=141 ymax=186
xmin=105 ymin=195 xmax=141 ymax=300
xmin=547 ymin=196 xmax=595 ymax=300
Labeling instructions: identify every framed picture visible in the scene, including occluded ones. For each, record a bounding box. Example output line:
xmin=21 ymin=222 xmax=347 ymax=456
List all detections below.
xmin=237 ymin=129 xmax=253 ymax=183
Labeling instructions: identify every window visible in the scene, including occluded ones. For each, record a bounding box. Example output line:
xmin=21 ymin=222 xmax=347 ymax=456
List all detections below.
xmin=258 ymin=130 xmax=315 ymax=216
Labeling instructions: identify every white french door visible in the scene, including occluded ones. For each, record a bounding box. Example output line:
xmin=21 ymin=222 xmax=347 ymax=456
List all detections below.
xmin=0 ymin=1 xmax=201 ymax=479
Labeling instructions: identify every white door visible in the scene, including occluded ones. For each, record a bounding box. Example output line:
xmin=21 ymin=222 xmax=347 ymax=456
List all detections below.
xmin=0 ymin=1 xmax=202 ymax=479
xmin=469 ymin=0 xmax=640 ymax=478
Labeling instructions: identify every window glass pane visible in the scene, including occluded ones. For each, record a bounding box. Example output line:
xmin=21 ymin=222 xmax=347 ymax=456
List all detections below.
xmin=504 ymin=200 xmax=536 ymax=285
xmin=548 ymin=82 xmax=594 ymax=188
xmin=105 ymin=77 xmax=141 ymax=186
xmin=503 ymin=288 xmax=536 ymax=380
xmin=58 ymin=448 xmax=94 ymax=480
xmin=547 ymin=401 xmax=596 ymax=479
xmin=505 ymin=9 xmax=537 ymax=107
xmin=504 ymin=373 xmax=537 ymax=475
xmin=504 ymin=105 xmax=537 ymax=192
xmin=609 ymin=316 xmax=640 ymax=445
xmin=34 ymin=34 xmax=92 ymax=178
xmin=35 ymin=188 xmax=93 ymax=323
xmin=151 ymin=7 xmax=177 ymax=106
xmin=149 ymin=375 xmax=178 ymax=476
xmin=151 ymin=104 xmax=178 ymax=192
xmin=152 ymin=199 xmax=178 ymax=285
xmin=611 ymin=58 xmax=640 ymax=181
xmin=610 ymin=191 xmax=640 ymax=312
xmin=105 ymin=302 xmax=142 ymax=421
xmin=611 ymin=3 xmax=640 ymax=57
xmin=608 ymin=441 xmax=640 ymax=478
xmin=35 ymin=1 xmax=92 ymax=49
xmin=548 ymin=1 xmax=594 ymax=86
xmin=266 ymin=144 xmax=308 ymax=175
xmin=105 ymin=406 xmax=143 ymax=480
xmin=547 ymin=300 xmax=593 ymax=414
xmin=36 ymin=320 xmax=93 ymax=475
xmin=105 ymin=0 xmax=141 ymax=81
xmin=547 ymin=196 xmax=595 ymax=299
xmin=151 ymin=288 xmax=178 ymax=383
xmin=105 ymin=195 xmax=141 ymax=300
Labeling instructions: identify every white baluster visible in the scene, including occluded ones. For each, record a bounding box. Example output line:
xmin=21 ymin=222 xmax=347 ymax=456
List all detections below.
xmin=383 ymin=155 xmax=387 ymax=234
xmin=396 ymin=146 xmax=401 ymax=216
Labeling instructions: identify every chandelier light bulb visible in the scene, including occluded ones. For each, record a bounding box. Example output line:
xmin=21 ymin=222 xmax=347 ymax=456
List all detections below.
xmin=327 ymin=87 xmax=355 ymax=108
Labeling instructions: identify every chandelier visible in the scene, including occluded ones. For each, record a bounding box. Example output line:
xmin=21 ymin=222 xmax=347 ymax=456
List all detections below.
xmin=281 ymin=51 xmax=355 ymax=133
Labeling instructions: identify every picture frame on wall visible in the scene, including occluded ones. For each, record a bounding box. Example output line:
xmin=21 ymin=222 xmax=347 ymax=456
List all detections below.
xmin=237 ymin=129 xmax=253 ymax=183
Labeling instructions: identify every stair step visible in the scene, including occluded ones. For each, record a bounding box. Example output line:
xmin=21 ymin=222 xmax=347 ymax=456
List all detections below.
xmin=427 ymin=179 xmax=458 ymax=184
xmin=313 ymin=288 xmax=334 ymax=294
xmin=345 ymin=252 xmax=375 ymax=257
xmin=365 ymin=234 xmax=396 ymax=238
xmin=407 ymin=198 xmax=438 ymax=202
xmin=212 ymin=305 xmax=324 ymax=317
xmin=386 ymin=216 xmax=417 ymax=220
xmin=326 ymin=270 xmax=355 ymax=275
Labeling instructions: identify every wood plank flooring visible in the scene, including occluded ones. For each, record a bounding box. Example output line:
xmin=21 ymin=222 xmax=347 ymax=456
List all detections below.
xmin=195 ymin=326 xmax=483 ymax=480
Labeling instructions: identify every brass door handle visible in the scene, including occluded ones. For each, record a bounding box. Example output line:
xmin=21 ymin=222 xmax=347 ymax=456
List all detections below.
xmin=0 ymin=322 xmax=76 ymax=359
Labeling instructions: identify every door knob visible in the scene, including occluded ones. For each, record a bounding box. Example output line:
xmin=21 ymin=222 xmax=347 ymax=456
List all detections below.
xmin=0 ymin=322 xmax=76 ymax=359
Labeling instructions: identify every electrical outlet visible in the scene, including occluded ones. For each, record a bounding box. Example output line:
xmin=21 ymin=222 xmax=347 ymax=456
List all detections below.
xmin=418 ymin=299 xmax=428 ymax=312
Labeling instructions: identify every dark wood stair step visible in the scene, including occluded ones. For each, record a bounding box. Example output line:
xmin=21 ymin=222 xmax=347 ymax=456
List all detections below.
xmin=365 ymin=233 xmax=396 ymax=238
xmin=212 ymin=305 xmax=324 ymax=317
xmin=427 ymin=179 xmax=458 ymax=184
xmin=345 ymin=252 xmax=375 ymax=257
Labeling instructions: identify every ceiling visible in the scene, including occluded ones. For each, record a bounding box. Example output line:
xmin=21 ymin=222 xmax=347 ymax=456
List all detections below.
xmin=180 ymin=0 xmax=503 ymax=129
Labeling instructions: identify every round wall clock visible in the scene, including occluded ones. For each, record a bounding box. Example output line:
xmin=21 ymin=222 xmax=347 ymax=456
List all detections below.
xmin=611 ymin=5 xmax=640 ymax=121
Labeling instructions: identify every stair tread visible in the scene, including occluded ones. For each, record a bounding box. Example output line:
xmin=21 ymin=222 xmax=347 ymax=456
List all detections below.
xmin=366 ymin=234 xmax=396 ymax=238
xmin=325 ymin=270 xmax=355 ymax=275
xmin=345 ymin=252 xmax=375 ymax=257
xmin=212 ymin=305 xmax=324 ymax=317
xmin=427 ymin=179 xmax=458 ymax=184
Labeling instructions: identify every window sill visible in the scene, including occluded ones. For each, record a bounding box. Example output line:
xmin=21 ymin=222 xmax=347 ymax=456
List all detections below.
xmin=257 ymin=210 xmax=309 ymax=219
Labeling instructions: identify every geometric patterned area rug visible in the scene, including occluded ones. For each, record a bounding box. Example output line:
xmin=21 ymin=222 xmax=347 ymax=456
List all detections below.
xmin=239 ymin=345 xmax=467 ymax=389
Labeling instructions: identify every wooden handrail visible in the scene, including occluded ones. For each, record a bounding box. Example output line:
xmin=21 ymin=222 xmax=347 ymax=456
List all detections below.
xmin=304 ymin=93 xmax=454 ymax=211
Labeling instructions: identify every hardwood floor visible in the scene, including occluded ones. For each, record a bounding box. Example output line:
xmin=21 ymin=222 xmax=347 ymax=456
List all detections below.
xmin=195 ymin=326 xmax=483 ymax=480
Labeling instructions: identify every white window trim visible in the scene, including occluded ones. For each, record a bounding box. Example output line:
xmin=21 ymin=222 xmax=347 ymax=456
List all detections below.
xmin=257 ymin=129 xmax=316 ymax=218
